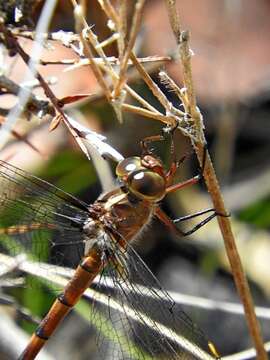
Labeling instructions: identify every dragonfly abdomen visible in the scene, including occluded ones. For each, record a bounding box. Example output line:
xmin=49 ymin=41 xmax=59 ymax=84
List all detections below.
xmin=19 ymin=246 xmax=104 ymax=360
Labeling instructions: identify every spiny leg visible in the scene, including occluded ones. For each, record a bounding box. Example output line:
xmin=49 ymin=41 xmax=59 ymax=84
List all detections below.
xmin=173 ymin=208 xmax=216 ymax=223
xmin=163 ymin=122 xmax=190 ymax=185
xmin=140 ymin=123 xmax=189 ymax=186
xmin=167 ymin=143 xmax=208 ymax=187
xmin=162 ymin=121 xmax=179 ymax=162
xmin=155 ymin=207 xmax=229 ymax=237
xmin=156 ymin=207 xmax=228 ymax=237
xmin=173 ymin=210 xmax=218 ymax=237
xmin=140 ymin=134 xmax=165 ymax=155
xmin=140 ymin=120 xmax=179 ymax=155
xmin=166 ymin=174 xmax=200 ymax=194
xmin=141 ymin=125 xmax=208 ymax=185
xmin=167 ymin=142 xmax=208 ymax=187
xmin=164 ymin=125 xmax=207 ymax=186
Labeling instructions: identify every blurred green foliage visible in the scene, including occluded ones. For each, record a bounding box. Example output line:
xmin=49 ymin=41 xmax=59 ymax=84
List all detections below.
xmin=38 ymin=149 xmax=98 ymax=196
xmin=239 ymin=198 xmax=270 ymax=228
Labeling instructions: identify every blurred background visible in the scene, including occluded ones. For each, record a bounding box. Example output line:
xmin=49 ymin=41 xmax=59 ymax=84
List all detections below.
xmin=0 ymin=0 xmax=270 ymax=359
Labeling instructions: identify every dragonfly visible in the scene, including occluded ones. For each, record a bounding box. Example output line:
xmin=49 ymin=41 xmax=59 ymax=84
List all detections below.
xmin=0 ymin=135 xmax=220 ymax=360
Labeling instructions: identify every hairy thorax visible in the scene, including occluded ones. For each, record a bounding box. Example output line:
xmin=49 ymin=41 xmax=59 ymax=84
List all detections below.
xmin=86 ymin=188 xmax=155 ymax=246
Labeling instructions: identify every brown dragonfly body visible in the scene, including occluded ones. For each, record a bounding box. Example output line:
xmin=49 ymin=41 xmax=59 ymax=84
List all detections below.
xmin=20 ymin=155 xmax=162 ymax=359
xmin=0 ymin=147 xmax=219 ymax=359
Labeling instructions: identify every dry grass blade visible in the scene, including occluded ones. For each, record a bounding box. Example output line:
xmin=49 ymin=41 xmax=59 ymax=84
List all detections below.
xmin=113 ymin=0 xmax=145 ymax=98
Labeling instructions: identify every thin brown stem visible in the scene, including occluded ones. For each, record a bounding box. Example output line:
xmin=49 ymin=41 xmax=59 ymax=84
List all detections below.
xmin=113 ymin=0 xmax=145 ymax=98
xmin=80 ymin=33 xmax=112 ymax=102
xmin=3 ymin=25 xmax=91 ymax=160
xmin=61 ymin=55 xmax=172 ymax=68
xmin=0 ymin=75 xmax=54 ymax=117
xmin=178 ymin=31 xmax=199 ymax=127
xmin=73 ymin=0 xmax=161 ymax=122
xmin=122 ymin=103 xmax=175 ymax=126
xmin=164 ymin=1 xmax=267 ymax=359
xmin=130 ymin=53 xmax=177 ymax=113
xmin=98 ymin=0 xmax=194 ymax=137
xmin=97 ymin=0 xmax=162 ymax=115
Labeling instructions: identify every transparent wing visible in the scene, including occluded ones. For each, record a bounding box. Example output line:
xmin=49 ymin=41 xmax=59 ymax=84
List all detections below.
xmin=0 ymin=160 xmax=216 ymax=359
xmin=0 ymin=160 xmax=90 ymax=284
xmin=90 ymin=234 xmax=215 ymax=360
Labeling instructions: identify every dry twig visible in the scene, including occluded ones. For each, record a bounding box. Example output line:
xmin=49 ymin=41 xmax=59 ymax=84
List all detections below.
xmin=164 ymin=1 xmax=267 ymax=359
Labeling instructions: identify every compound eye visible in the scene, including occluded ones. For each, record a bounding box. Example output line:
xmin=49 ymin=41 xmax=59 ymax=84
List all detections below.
xmin=116 ymin=157 xmax=143 ymax=178
xmin=128 ymin=170 xmax=166 ymax=201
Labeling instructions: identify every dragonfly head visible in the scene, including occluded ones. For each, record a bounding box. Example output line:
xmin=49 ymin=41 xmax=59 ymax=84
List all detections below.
xmin=116 ymin=155 xmax=166 ymax=202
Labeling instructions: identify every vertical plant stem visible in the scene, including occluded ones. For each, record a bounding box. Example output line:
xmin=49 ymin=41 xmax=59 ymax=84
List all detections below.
xmin=164 ymin=1 xmax=267 ymax=359
xmin=196 ymin=142 xmax=267 ymax=360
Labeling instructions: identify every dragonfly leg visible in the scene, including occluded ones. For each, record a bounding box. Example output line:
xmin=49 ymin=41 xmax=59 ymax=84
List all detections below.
xmin=140 ymin=125 xmax=187 ymax=185
xmin=140 ymin=134 xmax=165 ymax=155
xmin=140 ymin=119 xmax=180 ymax=156
xmin=155 ymin=207 xmax=230 ymax=237
xmin=197 ymin=142 xmax=207 ymax=178
xmin=165 ymin=141 xmax=210 ymax=191
xmin=174 ymin=212 xmax=217 ymax=236
xmin=162 ymin=122 xmax=190 ymax=185
xmin=162 ymin=121 xmax=179 ymax=160
xmin=155 ymin=207 xmax=187 ymax=237
xmin=166 ymin=174 xmax=200 ymax=194
xmin=175 ymin=209 xmax=230 ymax=236
xmin=173 ymin=207 xmax=216 ymax=223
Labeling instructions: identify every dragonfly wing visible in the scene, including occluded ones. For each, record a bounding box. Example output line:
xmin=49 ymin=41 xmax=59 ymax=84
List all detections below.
xmin=89 ymin=234 xmax=214 ymax=360
xmin=0 ymin=160 xmax=90 ymax=285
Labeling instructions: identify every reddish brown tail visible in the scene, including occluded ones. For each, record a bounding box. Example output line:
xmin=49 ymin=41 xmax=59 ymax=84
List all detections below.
xmin=19 ymin=247 xmax=103 ymax=360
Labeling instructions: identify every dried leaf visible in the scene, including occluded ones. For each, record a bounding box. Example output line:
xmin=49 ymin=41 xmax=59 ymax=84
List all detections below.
xmin=58 ymin=94 xmax=92 ymax=106
xmin=49 ymin=114 xmax=62 ymax=132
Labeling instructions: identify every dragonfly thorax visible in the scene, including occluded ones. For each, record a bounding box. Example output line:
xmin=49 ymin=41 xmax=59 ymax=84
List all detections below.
xmin=83 ymin=218 xmax=104 ymax=255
